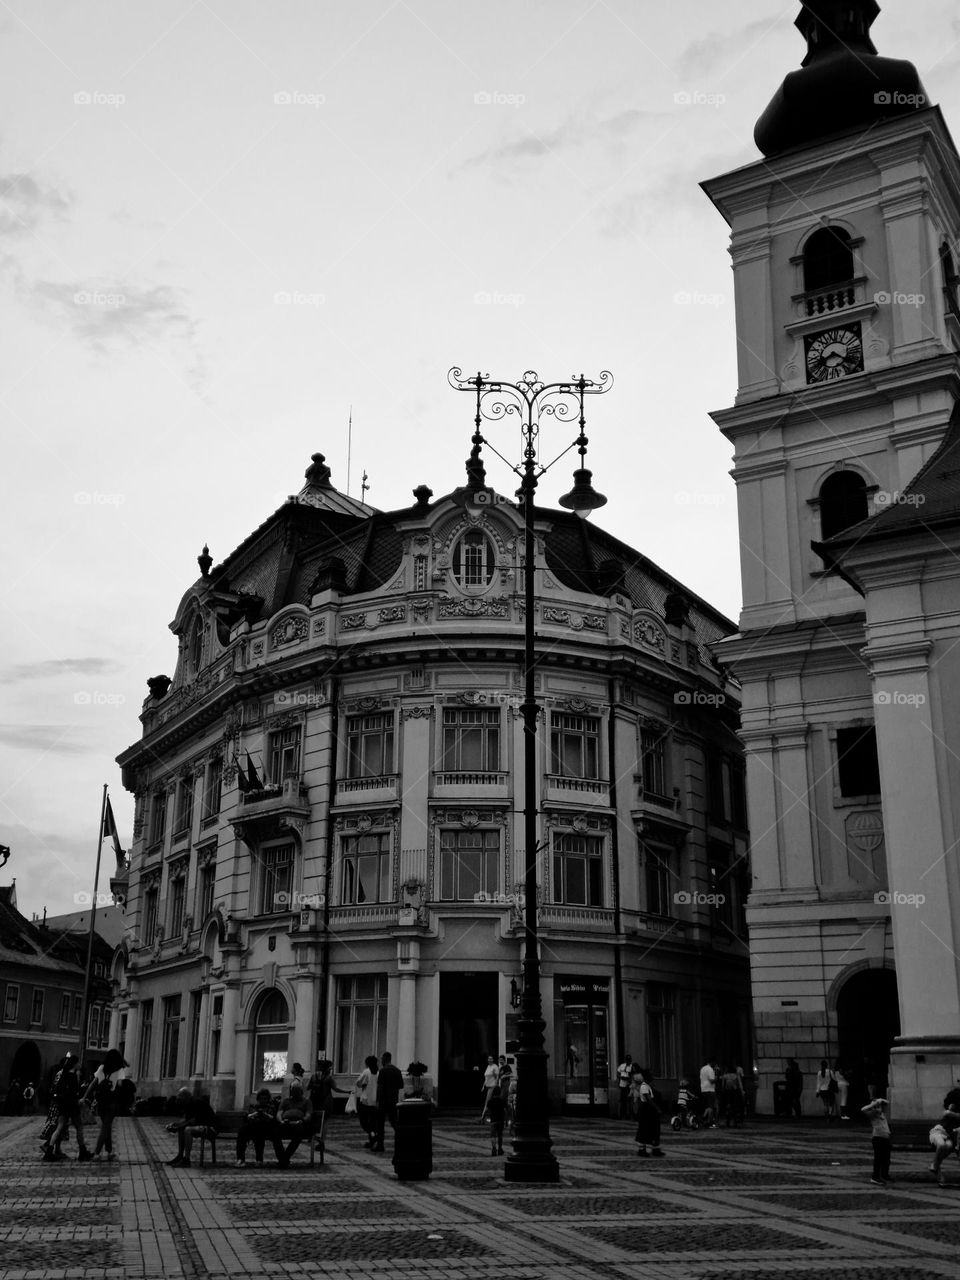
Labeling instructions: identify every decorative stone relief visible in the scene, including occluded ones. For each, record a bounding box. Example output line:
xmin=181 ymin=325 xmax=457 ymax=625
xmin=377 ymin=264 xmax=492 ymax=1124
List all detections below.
xmin=411 ymin=597 xmax=433 ymax=621
xmin=670 ymin=641 xmax=683 ymax=663
xmin=633 ymin=619 xmax=666 ymax=653
xmin=438 ymin=595 xmax=510 ymax=618
xmin=271 ymin=615 xmax=308 ymax=648
xmin=312 ymin=618 xmax=326 ymax=637
xmin=386 ymin=569 xmax=406 ymax=592
xmin=414 ymin=556 xmax=428 ymax=591
xmin=402 ymin=705 xmax=434 ymax=719
xmin=541 ymin=606 xmax=605 ymax=631
xmin=340 ymin=612 xmax=367 ymax=631
xmin=379 ymin=604 xmax=406 ymax=624
xmin=251 ymin=640 xmax=264 ymax=658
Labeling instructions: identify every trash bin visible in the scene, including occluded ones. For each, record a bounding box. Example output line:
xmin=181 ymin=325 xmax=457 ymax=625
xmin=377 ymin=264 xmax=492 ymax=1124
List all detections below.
xmin=393 ymin=1099 xmax=432 ymax=1180
xmin=772 ymin=1080 xmax=789 ymax=1117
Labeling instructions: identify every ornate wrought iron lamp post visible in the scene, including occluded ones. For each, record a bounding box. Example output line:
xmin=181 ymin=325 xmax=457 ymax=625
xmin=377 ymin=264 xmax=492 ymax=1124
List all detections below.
xmin=448 ymin=368 xmax=613 ymax=1182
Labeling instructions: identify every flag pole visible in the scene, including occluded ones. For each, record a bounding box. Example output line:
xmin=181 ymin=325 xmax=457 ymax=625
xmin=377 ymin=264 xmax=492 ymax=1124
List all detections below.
xmin=78 ymin=783 xmax=108 ymax=1068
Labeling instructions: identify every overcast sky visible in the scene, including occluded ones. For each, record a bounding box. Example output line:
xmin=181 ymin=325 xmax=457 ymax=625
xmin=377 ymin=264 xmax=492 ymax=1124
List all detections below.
xmin=3 ymin=0 xmax=960 ymax=921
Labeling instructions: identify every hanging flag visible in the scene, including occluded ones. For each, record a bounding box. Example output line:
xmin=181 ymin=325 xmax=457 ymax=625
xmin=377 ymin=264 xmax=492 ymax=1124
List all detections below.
xmin=234 ymin=755 xmax=249 ymax=794
xmin=246 ymin=752 xmax=263 ymax=791
xmin=101 ymin=796 xmax=125 ymax=867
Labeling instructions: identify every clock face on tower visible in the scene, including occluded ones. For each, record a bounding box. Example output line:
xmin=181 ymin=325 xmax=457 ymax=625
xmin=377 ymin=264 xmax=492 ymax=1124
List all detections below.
xmin=804 ymin=323 xmax=864 ymax=384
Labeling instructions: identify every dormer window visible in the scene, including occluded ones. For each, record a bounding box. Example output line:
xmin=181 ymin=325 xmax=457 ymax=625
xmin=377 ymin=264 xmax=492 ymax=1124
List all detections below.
xmin=452 ymin=529 xmax=494 ymax=589
xmin=189 ymin=615 xmax=204 ymax=674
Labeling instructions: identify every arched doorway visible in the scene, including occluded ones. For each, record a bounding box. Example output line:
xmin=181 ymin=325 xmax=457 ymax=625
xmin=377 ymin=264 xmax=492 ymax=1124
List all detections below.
xmin=251 ymin=989 xmax=290 ymax=1091
xmin=9 ymin=1040 xmax=41 ymax=1087
xmin=836 ymin=967 xmax=900 ymax=1110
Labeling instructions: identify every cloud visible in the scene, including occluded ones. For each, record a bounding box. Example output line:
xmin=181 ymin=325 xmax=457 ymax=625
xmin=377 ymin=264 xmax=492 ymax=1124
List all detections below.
xmin=461 ymin=108 xmax=660 ymax=170
xmin=676 ymin=18 xmax=784 ymax=79
xmin=32 ymin=280 xmax=196 ymax=351
xmin=0 ymin=725 xmax=90 ymax=754
xmin=0 ymin=172 xmax=71 ymax=238
xmin=0 ymin=822 xmax=100 ymax=918
xmin=0 ymin=657 xmax=122 ymax=684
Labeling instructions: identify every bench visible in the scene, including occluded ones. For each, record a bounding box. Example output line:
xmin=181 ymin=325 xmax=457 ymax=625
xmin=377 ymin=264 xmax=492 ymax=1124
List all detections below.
xmin=198 ymin=1109 xmax=325 ymax=1168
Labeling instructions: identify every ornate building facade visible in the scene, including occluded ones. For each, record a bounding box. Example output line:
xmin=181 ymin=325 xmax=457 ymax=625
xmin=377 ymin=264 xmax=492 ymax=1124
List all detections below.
xmin=114 ymin=453 xmax=751 ymax=1109
xmin=704 ymin=1 xmax=960 ymax=1114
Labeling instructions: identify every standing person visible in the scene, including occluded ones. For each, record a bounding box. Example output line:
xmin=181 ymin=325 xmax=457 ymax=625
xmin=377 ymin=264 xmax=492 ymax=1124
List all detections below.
xmin=784 ymin=1059 xmax=803 ymax=1119
xmin=834 ymin=1061 xmax=851 ymax=1120
xmin=699 ymin=1059 xmax=717 ymax=1127
xmin=815 ymin=1059 xmax=838 ymax=1122
xmin=306 ymin=1059 xmax=347 ymax=1149
xmin=82 ymin=1049 xmax=127 ymax=1161
xmin=22 ymin=1081 xmax=37 ymax=1114
xmin=47 ymin=1058 xmax=92 ymax=1162
xmin=862 ymin=1096 xmax=892 ymax=1186
xmin=355 ymin=1055 xmax=379 ymax=1148
xmin=635 ymin=1069 xmax=664 ymax=1158
xmin=719 ymin=1064 xmax=745 ymax=1127
xmin=480 ymin=1055 xmax=499 ymax=1121
xmin=287 ymin=1061 xmax=306 ymax=1091
xmin=373 ymin=1052 xmax=404 ymax=1153
xmin=616 ymin=1054 xmax=634 ymax=1119
xmin=486 ymin=1082 xmax=507 ymax=1156
xmin=3 ymin=1080 xmax=23 ymax=1115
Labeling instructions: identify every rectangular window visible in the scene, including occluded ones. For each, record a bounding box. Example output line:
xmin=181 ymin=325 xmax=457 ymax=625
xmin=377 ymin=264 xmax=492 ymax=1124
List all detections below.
xmin=143 ymin=887 xmax=159 ymax=945
xmin=150 ymin=792 xmax=167 ymax=846
xmin=731 ymin=761 xmax=747 ymax=828
xmin=138 ymin=1000 xmax=154 ymax=1079
xmin=119 ymin=1012 xmax=128 ymax=1064
xmin=72 ymin=994 xmax=82 ymax=1029
xmin=640 ymin=727 xmax=667 ymax=796
xmin=550 ymin=714 xmax=600 ymax=779
xmin=441 ymin=707 xmax=500 ymax=772
xmin=169 ymin=874 xmax=186 ymax=937
xmin=345 ymin=713 xmax=394 ymax=778
xmin=268 ymin=726 xmax=302 ymax=784
xmin=160 ymin=994 xmax=181 ymax=1078
xmin=709 ymin=846 xmax=735 ymax=932
xmin=174 ymin=776 xmax=194 ymax=835
xmin=340 ymin=832 xmax=391 ymax=904
xmin=646 ymin=983 xmax=676 ymax=1078
xmin=644 ymin=845 xmax=673 ymax=917
xmin=188 ymin=992 xmax=202 ymax=1075
xmin=202 ymin=758 xmax=222 ymax=822
xmin=88 ymin=1005 xmax=101 ymax=1048
xmin=197 ymin=860 xmax=216 ymax=921
xmin=553 ymin=833 xmax=604 ymax=907
xmin=439 ymin=828 xmax=499 ymax=900
xmin=260 ymin=843 xmax=294 ymax=914
xmin=3 ymin=984 xmax=19 ymax=1023
xmin=334 ymin=974 xmax=388 ymax=1073
xmin=59 ymin=993 xmax=71 ymax=1027
xmin=30 ymin=988 xmax=44 ymax=1026
xmin=837 ymin=725 xmax=881 ymax=797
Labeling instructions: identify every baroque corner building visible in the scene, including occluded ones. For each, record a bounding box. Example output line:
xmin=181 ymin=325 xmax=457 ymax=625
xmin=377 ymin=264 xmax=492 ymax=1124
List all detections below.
xmin=704 ymin=0 xmax=960 ymax=1115
xmin=114 ymin=451 xmax=751 ymax=1110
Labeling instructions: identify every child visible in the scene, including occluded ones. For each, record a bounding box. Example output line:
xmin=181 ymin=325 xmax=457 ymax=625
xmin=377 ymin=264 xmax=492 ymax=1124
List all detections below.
xmin=675 ymin=1078 xmax=694 ymax=1127
xmin=486 ymin=1084 xmax=507 ymax=1156
xmin=861 ymin=1097 xmax=891 ymax=1186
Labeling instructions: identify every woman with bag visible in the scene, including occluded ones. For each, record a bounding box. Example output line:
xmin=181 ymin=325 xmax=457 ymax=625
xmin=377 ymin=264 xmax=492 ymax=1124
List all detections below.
xmin=815 ymin=1059 xmax=838 ymax=1122
xmin=82 ymin=1049 xmax=127 ymax=1161
xmin=354 ymin=1055 xmax=379 ymax=1149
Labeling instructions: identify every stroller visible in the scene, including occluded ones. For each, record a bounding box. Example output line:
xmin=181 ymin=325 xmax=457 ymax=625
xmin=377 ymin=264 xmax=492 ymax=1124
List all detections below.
xmin=670 ymin=1080 xmax=701 ymax=1130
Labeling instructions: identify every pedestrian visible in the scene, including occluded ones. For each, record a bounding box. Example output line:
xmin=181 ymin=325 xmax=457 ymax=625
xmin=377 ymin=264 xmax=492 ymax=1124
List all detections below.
xmin=486 ymin=1082 xmax=507 ymax=1156
xmin=46 ymin=1057 xmax=93 ymax=1162
xmin=38 ymin=1055 xmax=71 ymax=1157
xmin=287 ymin=1061 xmax=306 ymax=1091
xmin=3 ymin=1080 xmax=23 ymax=1115
xmin=699 ymin=1059 xmax=717 ymax=1127
xmin=862 ymin=1096 xmax=892 ymax=1186
xmin=929 ymin=1099 xmax=960 ymax=1187
xmin=719 ymin=1063 xmax=744 ymax=1127
xmin=306 ymin=1059 xmax=347 ymax=1150
xmin=355 ymin=1055 xmax=379 ymax=1148
xmin=784 ymin=1059 xmax=803 ymax=1118
xmin=373 ymin=1051 xmax=404 ymax=1153
xmin=82 ymin=1048 xmax=127 ymax=1161
xmin=834 ymin=1060 xmax=851 ymax=1120
xmin=22 ymin=1081 xmax=37 ymax=1114
xmin=616 ymin=1053 xmax=634 ymax=1119
xmin=635 ymin=1068 xmax=664 ymax=1157
xmin=235 ymin=1089 xmax=282 ymax=1167
xmin=628 ymin=1064 xmax=644 ymax=1119
xmin=497 ymin=1054 xmax=512 ymax=1091
xmin=815 ymin=1059 xmax=838 ymax=1122
xmin=480 ymin=1054 xmax=499 ymax=1121
xmin=165 ymin=1088 xmax=218 ymax=1168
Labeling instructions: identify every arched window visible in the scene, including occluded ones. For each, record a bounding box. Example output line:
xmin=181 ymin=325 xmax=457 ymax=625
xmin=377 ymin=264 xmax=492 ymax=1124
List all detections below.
xmin=803 ymin=227 xmax=854 ymax=292
xmin=189 ymin=615 xmax=204 ymax=674
xmin=941 ymin=241 xmax=960 ymax=320
xmin=452 ymin=529 xmax=495 ymax=589
xmin=819 ymin=471 xmax=869 ymax=539
xmin=253 ymin=989 xmax=290 ymax=1087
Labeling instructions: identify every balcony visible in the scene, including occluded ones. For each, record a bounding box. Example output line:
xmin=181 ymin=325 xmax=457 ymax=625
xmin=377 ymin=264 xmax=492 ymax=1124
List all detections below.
xmin=231 ymin=775 xmax=310 ymax=842
xmin=538 ymin=904 xmax=615 ymax=931
xmin=543 ymin=774 xmax=610 ymax=808
xmin=327 ymin=903 xmax=400 ymax=930
xmin=432 ymin=770 xmax=510 ymax=798
xmin=334 ymin=773 xmax=399 ymax=805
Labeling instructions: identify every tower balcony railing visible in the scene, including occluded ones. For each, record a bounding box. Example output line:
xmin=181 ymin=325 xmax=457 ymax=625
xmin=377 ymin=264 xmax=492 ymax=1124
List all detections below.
xmin=792 ymin=275 xmax=866 ymax=320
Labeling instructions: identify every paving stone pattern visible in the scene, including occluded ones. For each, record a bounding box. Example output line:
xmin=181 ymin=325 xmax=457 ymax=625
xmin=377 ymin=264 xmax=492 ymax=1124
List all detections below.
xmin=1 ymin=1109 xmax=959 ymax=1280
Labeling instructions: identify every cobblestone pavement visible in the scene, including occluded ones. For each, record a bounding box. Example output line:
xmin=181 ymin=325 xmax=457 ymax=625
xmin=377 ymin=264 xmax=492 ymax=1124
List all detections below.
xmin=1 ymin=1109 xmax=958 ymax=1280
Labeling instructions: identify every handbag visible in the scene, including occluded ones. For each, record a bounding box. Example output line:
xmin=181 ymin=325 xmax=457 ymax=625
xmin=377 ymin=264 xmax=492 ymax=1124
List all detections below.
xmin=345 ymin=1089 xmax=358 ymax=1115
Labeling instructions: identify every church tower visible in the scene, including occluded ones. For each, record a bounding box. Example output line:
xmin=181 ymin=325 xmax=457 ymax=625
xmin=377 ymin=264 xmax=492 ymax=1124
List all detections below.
xmin=703 ymin=1 xmax=960 ymax=1114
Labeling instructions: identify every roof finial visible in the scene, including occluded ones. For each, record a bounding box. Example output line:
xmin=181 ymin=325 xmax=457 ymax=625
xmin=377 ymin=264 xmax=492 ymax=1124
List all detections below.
xmin=197 ymin=544 xmax=212 ymax=578
xmin=305 ymin=452 xmax=333 ymax=488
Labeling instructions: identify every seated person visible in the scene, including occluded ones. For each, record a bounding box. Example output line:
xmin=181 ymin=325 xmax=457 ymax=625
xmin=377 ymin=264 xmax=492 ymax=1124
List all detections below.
xmin=275 ymin=1081 xmax=313 ymax=1166
xmin=236 ymin=1089 xmax=282 ymax=1167
xmin=166 ymin=1088 xmax=218 ymax=1167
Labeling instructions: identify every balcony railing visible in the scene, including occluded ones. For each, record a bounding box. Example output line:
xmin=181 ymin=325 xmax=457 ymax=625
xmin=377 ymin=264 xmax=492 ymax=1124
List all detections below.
xmin=334 ymin=774 xmax=399 ymax=803
xmin=544 ymin=774 xmax=609 ymax=797
xmin=433 ymin=771 xmax=510 ymax=787
xmin=792 ymin=276 xmax=866 ymax=320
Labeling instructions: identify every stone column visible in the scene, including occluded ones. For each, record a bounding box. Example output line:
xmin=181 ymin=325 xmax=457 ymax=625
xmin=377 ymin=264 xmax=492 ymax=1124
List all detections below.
xmin=217 ymin=983 xmax=240 ymax=1077
xmin=194 ymin=987 xmax=211 ymax=1077
xmin=107 ymin=1004 xmax=121 ymax=1050
xmin=395 ymin=936 xmax=420 ymax=1069
xmin=291 ymin=973 xmax=317 ymax=1072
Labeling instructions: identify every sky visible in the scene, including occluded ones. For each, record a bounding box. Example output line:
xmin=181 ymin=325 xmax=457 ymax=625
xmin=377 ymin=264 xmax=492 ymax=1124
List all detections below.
xmin=3 ymin=0 xmax=960 ymax=921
